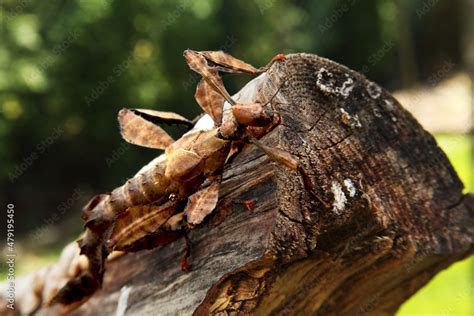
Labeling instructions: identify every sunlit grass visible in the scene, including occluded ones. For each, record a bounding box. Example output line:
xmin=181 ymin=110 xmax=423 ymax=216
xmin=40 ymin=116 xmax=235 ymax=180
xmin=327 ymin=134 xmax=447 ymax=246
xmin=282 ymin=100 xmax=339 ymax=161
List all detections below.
xmin=397 ymin=134 xmax=473 ymax=316
xmin=435 ymin=134 xmax=473 ymax=192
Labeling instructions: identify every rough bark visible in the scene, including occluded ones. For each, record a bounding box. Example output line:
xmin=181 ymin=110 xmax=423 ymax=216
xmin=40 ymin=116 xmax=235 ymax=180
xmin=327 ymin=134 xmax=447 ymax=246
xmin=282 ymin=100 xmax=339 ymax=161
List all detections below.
xmin=16 ymin=53 xmax=474 ymax=315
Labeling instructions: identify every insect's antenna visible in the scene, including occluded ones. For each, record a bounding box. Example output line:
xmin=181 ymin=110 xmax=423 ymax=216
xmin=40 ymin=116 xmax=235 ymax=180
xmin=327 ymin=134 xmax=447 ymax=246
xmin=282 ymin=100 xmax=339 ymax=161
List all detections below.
xmin=262 ymin=82 xmax=285 ymax=113
xmin=249 ymin=137 xmax=331 ymax=209
xmin=248 ymin=138 xmax=298 ymax=170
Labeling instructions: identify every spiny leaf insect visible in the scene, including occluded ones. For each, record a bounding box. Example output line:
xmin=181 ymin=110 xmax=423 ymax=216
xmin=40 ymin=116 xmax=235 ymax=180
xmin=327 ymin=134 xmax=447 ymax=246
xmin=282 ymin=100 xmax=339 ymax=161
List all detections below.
xmin=51 ymin=50 xmax=307 ymax=308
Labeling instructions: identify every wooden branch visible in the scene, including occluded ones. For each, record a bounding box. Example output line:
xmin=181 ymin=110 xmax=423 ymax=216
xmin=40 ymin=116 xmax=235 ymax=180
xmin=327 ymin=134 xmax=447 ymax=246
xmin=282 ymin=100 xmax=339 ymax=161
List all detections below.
xmin=5 ymin=53 xmax=474 ymax=315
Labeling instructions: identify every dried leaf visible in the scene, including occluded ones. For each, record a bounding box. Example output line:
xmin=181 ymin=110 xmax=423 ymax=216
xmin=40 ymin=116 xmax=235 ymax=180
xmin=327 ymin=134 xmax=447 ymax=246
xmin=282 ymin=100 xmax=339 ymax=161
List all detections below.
xmin=185 ymin=177 xmax=221 ymax=225
xmin=131 ymin=108 xmax=193 ymax=128
xmin=200 ymin=50 xmax=257 ymax=74
xmin=183 ymin=49 xmax=235 ymax=105
xmin=118 ymin=108 xmax=174 ymax=149
xmin=108 ymin=202 xmax=176 ymax=250
xmin=195 ymin=79 xmax=225 ymax=126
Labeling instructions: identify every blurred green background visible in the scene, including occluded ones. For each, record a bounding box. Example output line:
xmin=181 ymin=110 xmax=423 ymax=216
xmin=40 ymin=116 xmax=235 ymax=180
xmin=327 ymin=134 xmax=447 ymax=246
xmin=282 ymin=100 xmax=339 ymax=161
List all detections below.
xmin=0 ymin=0 xmax=472 ymax=314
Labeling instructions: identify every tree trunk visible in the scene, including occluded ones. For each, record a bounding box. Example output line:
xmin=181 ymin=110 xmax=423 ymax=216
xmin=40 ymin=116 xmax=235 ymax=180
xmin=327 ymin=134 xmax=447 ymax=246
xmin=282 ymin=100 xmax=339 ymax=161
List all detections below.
xmin=10 ymin=53 xmax=474 ymax=315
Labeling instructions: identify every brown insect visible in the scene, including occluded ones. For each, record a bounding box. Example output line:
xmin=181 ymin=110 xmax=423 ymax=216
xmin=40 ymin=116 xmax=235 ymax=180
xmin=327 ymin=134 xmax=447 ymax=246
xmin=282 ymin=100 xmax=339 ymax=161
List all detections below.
xmin=51 ymin=50 xmax=305 ymax=308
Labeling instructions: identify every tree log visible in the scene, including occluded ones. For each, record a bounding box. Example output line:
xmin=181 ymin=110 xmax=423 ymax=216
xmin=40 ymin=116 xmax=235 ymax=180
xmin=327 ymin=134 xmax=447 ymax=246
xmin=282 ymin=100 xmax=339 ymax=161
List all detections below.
xmin=10 ymin=53 xmax=474 ymax=315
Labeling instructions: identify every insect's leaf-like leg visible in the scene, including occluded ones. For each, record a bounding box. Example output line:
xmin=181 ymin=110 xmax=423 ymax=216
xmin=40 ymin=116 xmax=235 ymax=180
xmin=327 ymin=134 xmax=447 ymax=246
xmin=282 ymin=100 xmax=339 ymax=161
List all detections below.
xmin=184 ymin=175 xmax=222 ymax=225
xmin=118 ymin=108 xmax=174 ymax=149
xmin=107 ymin=202 xmax=177 ymax=251
xmin=183 ymin=50 xmax=235 ymax=105
xmin=195 ymin=79 xmax=225 ymax=126
xmin=131 ymin=108 xmax=193 ymax=128
xmin=199 ymin=50 xmax=258 ymax=74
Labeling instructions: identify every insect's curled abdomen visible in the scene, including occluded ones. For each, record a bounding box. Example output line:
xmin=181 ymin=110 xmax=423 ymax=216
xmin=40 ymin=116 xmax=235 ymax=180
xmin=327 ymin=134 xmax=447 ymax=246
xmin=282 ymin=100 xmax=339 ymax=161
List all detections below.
xmin=140 ymin=164 xmax=171 ymax=202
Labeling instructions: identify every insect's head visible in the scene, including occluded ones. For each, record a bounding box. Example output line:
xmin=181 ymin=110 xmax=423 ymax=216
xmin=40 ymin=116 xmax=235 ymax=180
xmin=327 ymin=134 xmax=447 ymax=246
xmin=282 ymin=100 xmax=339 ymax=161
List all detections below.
xmin=231 ymin=103 xmax=274 ymax=127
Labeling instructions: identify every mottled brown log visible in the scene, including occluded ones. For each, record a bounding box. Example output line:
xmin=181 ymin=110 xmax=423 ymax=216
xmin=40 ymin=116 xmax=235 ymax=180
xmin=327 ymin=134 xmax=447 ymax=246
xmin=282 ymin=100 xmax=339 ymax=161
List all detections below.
xmin=35 ymin=53 xmax=474 ymax=315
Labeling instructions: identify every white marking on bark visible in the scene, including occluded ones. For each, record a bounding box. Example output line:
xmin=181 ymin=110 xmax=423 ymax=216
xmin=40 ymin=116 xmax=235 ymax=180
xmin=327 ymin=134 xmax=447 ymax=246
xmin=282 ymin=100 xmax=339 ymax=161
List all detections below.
xmin=339 ymin=75 xmax=354 ymax=98
xmin=367 ymin=82 xmax=382 ymax=99
xmin=344 ymin=178 xmax=356 ymax=197
xmin=331 ymin=181 xmax=347 ymax=215
xmin=316 ymin=67 xmax=335 ymax=94
xmin=316 ymin=69 xmax=354 ymax=98
xmin=340 ymin=108 xmax=362 ymax=128
xmin=116 ymin=286 xmax=131 ymax=316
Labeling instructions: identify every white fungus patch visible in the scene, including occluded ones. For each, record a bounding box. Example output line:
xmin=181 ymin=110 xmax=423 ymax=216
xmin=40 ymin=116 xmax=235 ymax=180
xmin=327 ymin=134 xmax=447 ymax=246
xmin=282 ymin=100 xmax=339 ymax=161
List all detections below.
xmin=316 ymin=68 xmax=354 ymax=99
xmin=331 ymin=181 xmax=347 ymax=215
xmin=116 ymin=286 xmax=131 ymax=316
xmin=340 ymin=108 xmax=362 ymax=128
xmin=343 ymin=178 xmax=356 ymax=197
xmin=366 ymin=82 xmax=382 ymax=99
xmin=316 ymin=67 xmax=336 ymax=95
xmin=339 ymin=75 xmax=355 ymax=98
